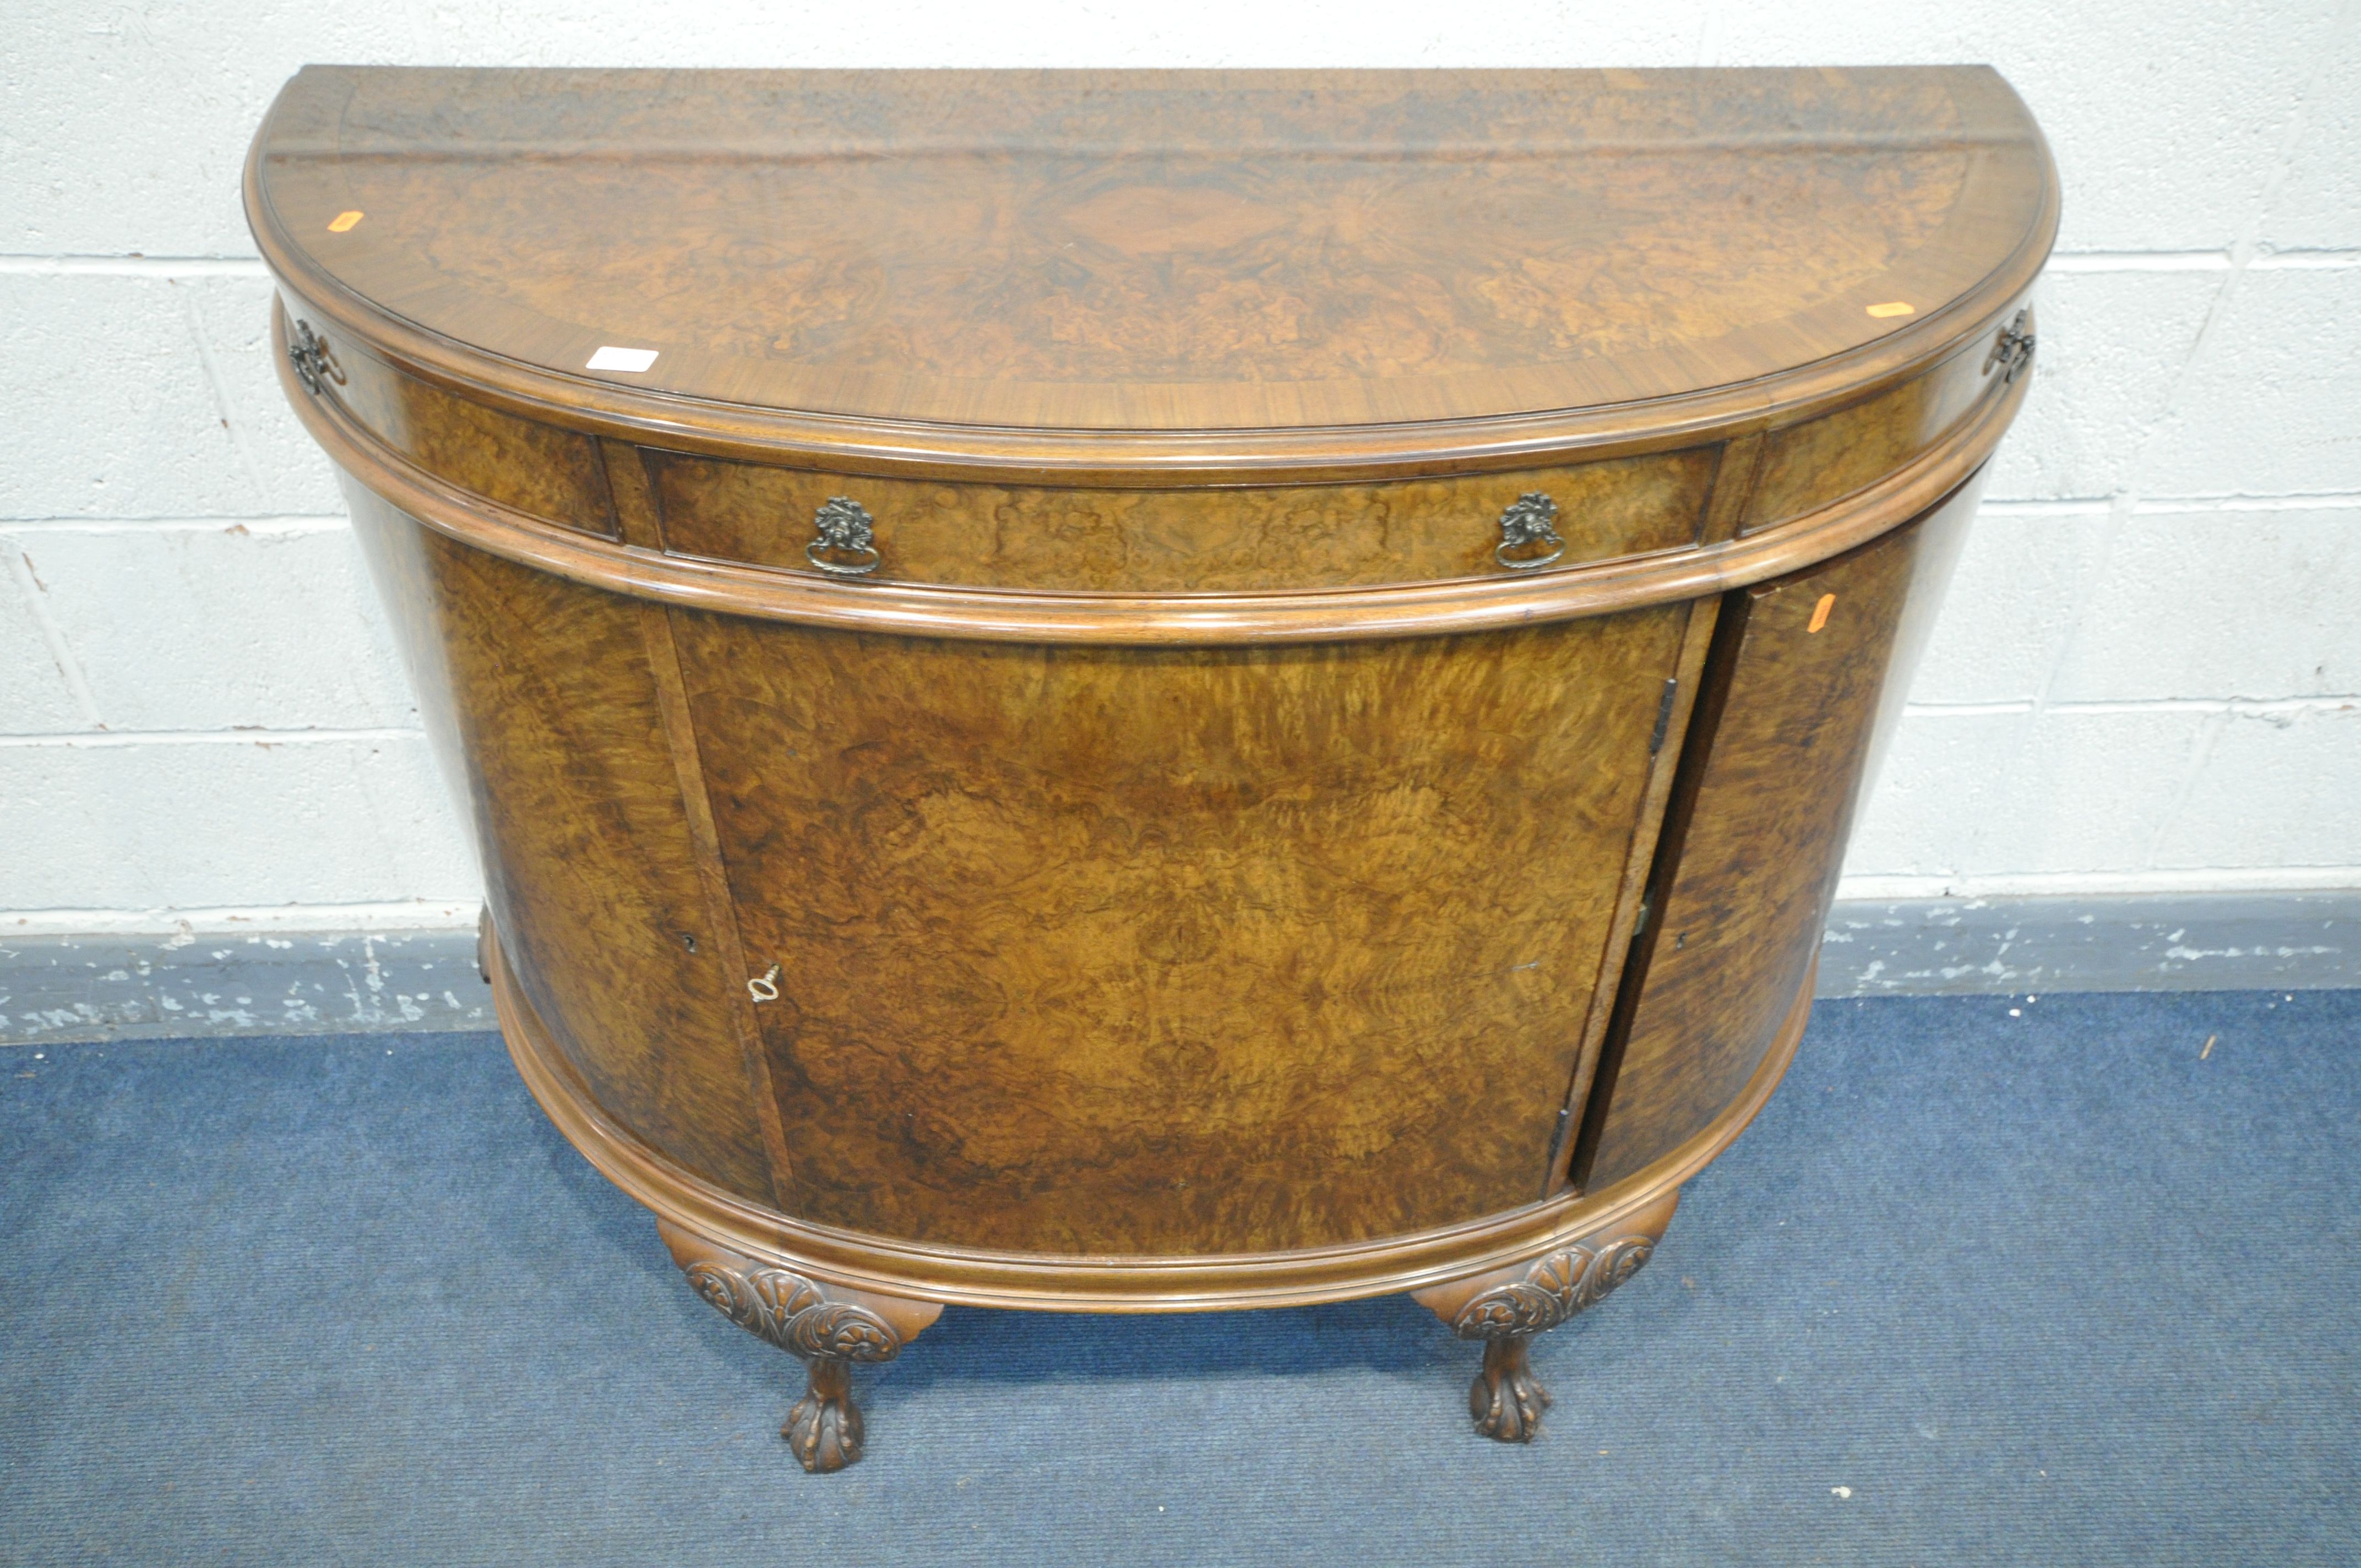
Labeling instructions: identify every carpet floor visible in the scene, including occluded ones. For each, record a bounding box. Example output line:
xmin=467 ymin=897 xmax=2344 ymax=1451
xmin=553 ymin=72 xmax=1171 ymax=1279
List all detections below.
xmin=2 ymin=990 xmax=2355 ymax=1566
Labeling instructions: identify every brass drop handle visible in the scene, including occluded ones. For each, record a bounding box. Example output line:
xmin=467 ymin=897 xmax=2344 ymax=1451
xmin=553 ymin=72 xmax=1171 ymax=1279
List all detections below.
xmin=286 ymin=318 xmax=345 ymax=395
xmin=806 ymin=496 xmax=882 ymax=577
xmin=1494 ymin=492 xmax=1565 ymax=571
xmin=1984 ymin=307 xmax=2034 ymax=384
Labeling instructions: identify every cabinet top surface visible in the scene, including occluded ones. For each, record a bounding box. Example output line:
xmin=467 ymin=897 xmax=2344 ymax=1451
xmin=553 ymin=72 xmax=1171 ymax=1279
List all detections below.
xmin=249 ymin=67 xmax=2054 ymax=459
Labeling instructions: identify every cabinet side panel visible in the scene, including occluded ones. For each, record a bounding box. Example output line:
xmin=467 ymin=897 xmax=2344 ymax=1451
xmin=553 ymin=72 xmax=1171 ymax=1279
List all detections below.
xmin=671 ymin=609 xmax=1689 ymax=1255
xmin=1582 ymin=494 xmax=1969 ymax=1191
xmin=343 ymin=483 xmax=774 ymax=1202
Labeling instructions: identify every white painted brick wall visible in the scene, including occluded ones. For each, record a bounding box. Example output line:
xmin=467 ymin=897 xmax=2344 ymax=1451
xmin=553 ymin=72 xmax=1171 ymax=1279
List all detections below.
xmin=2141 ymin=267 xmax=2361 ymax=496
xmin=8 ymin=522 xmax=416 ymax=730
xmin=1978 ymin=268 xmax=2222 ymax=503
xmin=3 ymin=0 xmax=2357 ymax=934
xmin=2048 ymin=507 xmax=2361 ymax=702
xmin=0 ymin=734 xmax=474 ymax=913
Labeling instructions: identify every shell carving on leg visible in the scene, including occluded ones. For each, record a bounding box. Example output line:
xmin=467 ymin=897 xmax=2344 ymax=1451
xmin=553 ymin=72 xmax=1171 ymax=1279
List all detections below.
xmin=661 ymin=1222 xmax=940 ymax=1473
xmin=1410 ymin=1200 xmax=1675 ymax=1448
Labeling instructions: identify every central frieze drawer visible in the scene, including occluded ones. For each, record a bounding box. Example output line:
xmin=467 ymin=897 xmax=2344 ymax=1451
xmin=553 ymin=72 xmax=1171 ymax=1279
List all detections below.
xmin=643 ymin=446 xmax=1721 ymax=592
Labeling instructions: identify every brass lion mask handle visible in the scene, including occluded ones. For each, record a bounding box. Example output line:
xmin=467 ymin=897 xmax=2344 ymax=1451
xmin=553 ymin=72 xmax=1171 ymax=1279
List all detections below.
xmin=806 ymin=497 xmax=882 ymax=577
xmin=1494 ymin=492 xmax=1565 ymax=571
xmin=286 ymin=319 xmax=345 ymax=396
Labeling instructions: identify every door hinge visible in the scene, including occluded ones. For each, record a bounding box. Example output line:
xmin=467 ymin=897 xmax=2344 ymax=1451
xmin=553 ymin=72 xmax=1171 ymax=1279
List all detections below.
xmin=1649 ymin=677 xmax=1678 ymax=755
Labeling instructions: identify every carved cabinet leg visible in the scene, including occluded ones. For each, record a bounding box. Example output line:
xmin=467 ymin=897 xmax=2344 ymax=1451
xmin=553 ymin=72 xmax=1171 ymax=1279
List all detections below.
xmin=659 ymin=1219 xmax=943 ymax=1473
xmin=786 ymin=1354 xmax=862 ymax=1473
xmin=1471 ymin=1333 xmax=1551 ymax=1441
xmin=1411 ymin=1190 xmax=1679 ymax=1444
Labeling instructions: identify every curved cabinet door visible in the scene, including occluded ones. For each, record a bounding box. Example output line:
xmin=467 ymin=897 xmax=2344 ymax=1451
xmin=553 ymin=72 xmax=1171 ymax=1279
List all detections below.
xmin=667 ymin=605 xmax=1698 ymax=1256
xmin=344 ymin=485 xmax=778 ymax=1205
xmin=1576 ymin=478 xmax=1979 ymax=1193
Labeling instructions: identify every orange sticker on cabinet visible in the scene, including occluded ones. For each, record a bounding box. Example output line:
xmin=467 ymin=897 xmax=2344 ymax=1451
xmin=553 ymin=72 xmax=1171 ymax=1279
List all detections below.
xmin=1865 ymin=301 xmax=1914 ymax=318
xmin=328 ymin=210 xmax=365 ymax=232
xmin=1808 ymin=593 xmax=1836 ymax=633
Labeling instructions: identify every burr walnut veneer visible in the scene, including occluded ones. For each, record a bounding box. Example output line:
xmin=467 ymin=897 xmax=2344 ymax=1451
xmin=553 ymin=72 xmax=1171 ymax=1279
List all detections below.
xmin=249 ymin=66 xmax=2053 ymax=1469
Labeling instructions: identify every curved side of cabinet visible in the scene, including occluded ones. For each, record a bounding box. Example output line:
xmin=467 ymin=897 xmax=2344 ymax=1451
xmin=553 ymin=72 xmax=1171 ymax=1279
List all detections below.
xmin=342 ymin=482 xmax=780 ymax=1204
xmin=1571 ymin=473 xmax=1986 ymax=1193
xmin=273 ymin=298 xmax=2035 ymax=646
xmin=310 ymin=300 xmax=2012 ymax=591
xmin=492 ymin=913 xmax=1817 ymax=1311
xmin=334 ymin=337 xmax=618 ymax=539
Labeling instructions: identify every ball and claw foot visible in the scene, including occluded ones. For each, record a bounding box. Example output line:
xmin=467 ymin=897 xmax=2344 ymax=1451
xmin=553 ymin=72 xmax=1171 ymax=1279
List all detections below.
xmin=785 ymin=1357 xmax=864 ymax=1473
xmin=1470 ymin=1335 xmax=1550 ymax=1442
xmin=659 ymin=1219 xmax=942 ymax=1474
xmin=1410 ymin=1190 xmax=1679 ymax=1446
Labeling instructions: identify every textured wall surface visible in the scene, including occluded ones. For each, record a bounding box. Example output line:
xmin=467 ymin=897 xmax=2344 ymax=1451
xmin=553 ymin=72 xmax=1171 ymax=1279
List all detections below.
xmin=4 ymin=1 xmax=2357 ymax=935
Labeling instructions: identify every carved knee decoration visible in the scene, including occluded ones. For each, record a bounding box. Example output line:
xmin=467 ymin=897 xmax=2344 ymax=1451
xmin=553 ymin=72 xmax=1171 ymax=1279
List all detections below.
xmin=1412 ymin=1190 xmax=1677 ymax=1443
xmin=659 ymin=1219 xmax=942 ymax=1473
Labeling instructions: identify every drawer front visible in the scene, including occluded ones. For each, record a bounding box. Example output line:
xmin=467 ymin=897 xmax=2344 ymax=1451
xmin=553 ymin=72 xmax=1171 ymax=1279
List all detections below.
xmin=1744 ymin=334 xmax=2001 ymax=533
xmin=643 ymin=446 xmax=1720 ymax=592
xmin=329 ymin=334 xmax=618 ymax=538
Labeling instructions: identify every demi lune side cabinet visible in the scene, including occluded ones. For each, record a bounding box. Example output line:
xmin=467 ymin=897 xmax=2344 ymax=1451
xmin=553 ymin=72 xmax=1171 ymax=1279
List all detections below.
xmin=248 ymin=65 xmax=2054 ymax=1471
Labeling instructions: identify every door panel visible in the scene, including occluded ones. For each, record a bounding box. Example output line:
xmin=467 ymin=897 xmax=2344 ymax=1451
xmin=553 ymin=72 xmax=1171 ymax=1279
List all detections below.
xmin=1577 ymin=482 xmax=1978 ymax=1193
xmin=671 ymin=607 xmax=1691 ymax=1255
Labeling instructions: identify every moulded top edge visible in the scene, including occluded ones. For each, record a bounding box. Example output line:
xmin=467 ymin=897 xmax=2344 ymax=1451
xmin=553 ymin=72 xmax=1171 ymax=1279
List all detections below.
xmin=248 ymin=64 xmax=2059 ymax=466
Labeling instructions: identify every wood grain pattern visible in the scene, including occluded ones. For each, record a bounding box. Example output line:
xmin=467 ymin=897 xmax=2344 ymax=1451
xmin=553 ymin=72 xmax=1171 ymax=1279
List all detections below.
xmin=649 ymin=445 xmax=1717 ymax=591
xmin=253 ymin=68 xmax=2054 ymax=1458
xmin=248 ymin=67 xmax=2056 ymax=472
xmin=1744 ymin=339 xmax=1992 ymax=531
xmin=494 ymin=924 xmax=1818 ymax=1309
xmin=1575 ymin=480 xmax=1979 ymax=1192
xmin=332 ymin=337 xmax=616 ymax=536
xmin=277 ymin=309 xmax=2035 ymax=647
xmin=670 ymin=609 xmax=1689 ymax=1254
xmin=344 ymin=484 xmax=775 ymax=1202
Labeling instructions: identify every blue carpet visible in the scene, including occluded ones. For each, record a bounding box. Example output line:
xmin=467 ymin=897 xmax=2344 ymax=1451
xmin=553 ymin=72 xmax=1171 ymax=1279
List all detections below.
xmin=2 ymin=990 xmax=2356 ymax=1566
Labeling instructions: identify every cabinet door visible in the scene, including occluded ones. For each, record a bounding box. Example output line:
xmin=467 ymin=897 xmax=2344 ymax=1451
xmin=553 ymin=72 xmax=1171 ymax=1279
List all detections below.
xmin=348 ymin=488 xmax=777 ymax=1205
xmin=669 ymin=606 xmax=1692 ymax=1256
xmin=1575 ymin=480 xmax=1978 ymax=1192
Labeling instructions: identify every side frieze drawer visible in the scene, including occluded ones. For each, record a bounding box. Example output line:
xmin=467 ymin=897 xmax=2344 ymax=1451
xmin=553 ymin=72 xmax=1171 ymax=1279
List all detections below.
xmin=641 ymin=447 xmax=1723 ymax=593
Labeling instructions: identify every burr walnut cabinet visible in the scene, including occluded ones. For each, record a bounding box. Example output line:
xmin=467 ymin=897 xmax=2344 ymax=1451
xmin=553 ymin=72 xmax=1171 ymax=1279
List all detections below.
xmin=249 ymin=65 xmax=2053 ymax=1470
